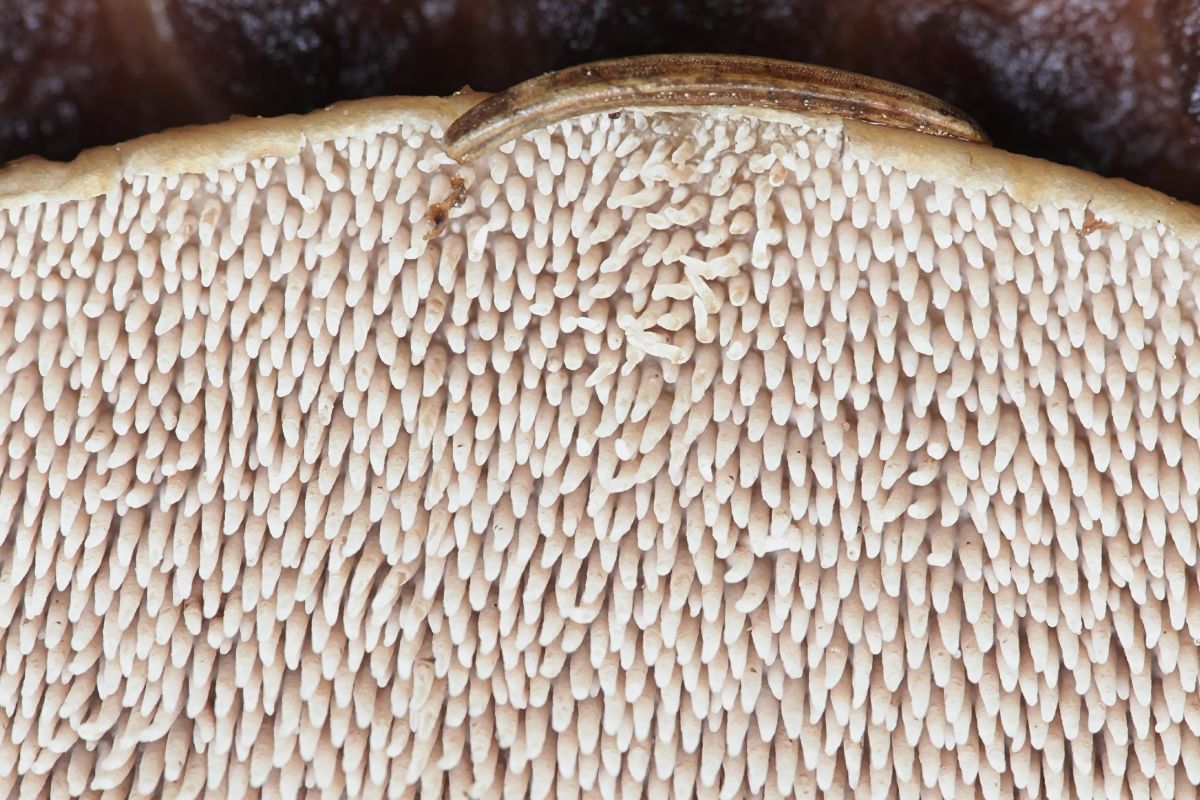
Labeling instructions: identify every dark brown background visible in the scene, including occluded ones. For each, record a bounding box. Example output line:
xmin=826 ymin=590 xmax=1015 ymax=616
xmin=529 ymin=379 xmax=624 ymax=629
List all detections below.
xmin=3 ymin=0 xmax=1200 ymax=202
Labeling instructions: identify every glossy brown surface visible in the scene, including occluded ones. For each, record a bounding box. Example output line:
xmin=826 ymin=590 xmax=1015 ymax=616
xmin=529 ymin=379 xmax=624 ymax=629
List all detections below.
xmin=823 ymin=0 xmax=1200 ymax=206
xmin=444 ymin=55 xmax=987 ymax=164
xmin=1165 ymin=0 xmax=1200 ymax=115
xmin=2 ymin=0 xmax=1200 ymax=201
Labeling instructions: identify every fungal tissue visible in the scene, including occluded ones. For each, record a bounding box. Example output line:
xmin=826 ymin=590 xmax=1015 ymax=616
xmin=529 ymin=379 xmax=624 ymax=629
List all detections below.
xmin=1 ymin=108 xmax=1200 ymax=799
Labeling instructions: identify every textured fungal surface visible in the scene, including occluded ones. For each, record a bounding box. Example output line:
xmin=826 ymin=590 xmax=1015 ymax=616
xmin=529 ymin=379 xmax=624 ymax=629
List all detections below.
xmin=2 ymin=106 xmax=1200 ymax=799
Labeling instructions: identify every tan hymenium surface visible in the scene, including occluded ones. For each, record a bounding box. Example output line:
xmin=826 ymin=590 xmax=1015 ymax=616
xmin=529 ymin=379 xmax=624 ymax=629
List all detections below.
xmin=1 ymin=96 xmax=1200 ymax=799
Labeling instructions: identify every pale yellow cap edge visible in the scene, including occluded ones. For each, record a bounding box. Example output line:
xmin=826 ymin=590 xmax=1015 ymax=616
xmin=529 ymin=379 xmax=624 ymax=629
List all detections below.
xmin=1 ymin=92 xmax=1198 ymax=248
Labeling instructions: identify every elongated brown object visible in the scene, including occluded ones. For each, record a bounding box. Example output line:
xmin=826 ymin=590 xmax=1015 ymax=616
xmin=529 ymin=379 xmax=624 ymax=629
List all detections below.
xmin=444 ymin=54 xmax=988 ymax=163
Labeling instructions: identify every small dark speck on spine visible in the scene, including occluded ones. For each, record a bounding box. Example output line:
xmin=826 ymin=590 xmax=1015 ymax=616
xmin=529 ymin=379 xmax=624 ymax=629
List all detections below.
xmin=425 ymin=174 xmax=468 ymax=239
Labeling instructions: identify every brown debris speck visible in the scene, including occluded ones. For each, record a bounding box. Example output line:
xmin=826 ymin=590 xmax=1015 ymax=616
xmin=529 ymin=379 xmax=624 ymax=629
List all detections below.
xmin=1081 ymin=209 xmax=1114 ymax=235
xmin=425 ymin=173 xmax=468 ymax=238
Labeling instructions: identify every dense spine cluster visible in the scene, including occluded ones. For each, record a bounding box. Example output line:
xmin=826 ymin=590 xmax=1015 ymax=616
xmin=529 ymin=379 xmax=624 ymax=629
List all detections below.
xmin=1 ymin=108 xmax=1200 ymax=799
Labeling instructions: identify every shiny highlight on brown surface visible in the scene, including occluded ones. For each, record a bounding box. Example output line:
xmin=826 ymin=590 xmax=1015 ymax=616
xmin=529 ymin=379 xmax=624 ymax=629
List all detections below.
xmin=444 ymin=55 xmax=988 ymax=164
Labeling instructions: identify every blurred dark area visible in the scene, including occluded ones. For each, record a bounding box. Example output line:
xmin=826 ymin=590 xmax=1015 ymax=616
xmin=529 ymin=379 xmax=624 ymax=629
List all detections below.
xmin=2 ymin=0 xmax=1200 ymax=202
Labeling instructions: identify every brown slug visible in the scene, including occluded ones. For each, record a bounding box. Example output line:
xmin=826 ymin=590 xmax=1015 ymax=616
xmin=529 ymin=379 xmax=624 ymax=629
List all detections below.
xmin=443 ymin=54 xmax=988 ymax=164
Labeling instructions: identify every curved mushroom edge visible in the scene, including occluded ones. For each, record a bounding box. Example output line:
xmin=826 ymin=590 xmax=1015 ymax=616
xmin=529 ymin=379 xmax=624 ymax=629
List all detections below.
xmin=0 ymin=86 xmax=1198 ymax=249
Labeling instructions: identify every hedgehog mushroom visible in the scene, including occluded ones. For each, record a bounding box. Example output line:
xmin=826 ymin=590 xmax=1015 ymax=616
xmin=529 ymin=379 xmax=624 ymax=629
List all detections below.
xmin=1 ymin=54 xmax=1199 ymax=798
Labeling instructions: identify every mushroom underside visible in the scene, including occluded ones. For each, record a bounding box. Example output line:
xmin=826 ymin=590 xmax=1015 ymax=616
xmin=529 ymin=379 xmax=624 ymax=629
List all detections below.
xmin=0 ymin=101 xmax=1199 ymax=798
